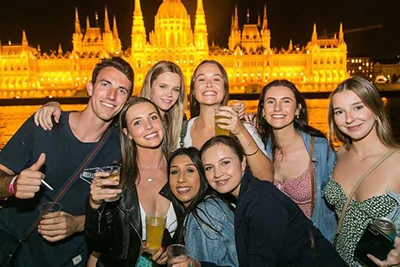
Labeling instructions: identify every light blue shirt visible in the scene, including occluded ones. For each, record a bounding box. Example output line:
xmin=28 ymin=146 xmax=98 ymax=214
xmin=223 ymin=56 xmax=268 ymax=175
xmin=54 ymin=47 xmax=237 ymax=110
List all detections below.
xmin=184 ymin=196 xmax=238 ymax=267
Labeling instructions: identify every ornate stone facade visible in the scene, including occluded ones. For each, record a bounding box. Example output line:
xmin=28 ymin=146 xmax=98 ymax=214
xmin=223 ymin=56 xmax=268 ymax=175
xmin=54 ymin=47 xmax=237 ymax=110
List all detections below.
xmin=0 ymin=0 xmax=348 ymax=98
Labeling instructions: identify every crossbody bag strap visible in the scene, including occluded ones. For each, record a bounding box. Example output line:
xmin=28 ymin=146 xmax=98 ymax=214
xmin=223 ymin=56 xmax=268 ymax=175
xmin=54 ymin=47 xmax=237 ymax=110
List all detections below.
xmin=21 ymin=127 xmax=112 ymax=242
xmin=335 ymin=148 xmax=397 ymax=236
xmin=310 ymin=136 xmax=316 ymax=213
xmin=179 ymin=120 xmax=188 ymax=148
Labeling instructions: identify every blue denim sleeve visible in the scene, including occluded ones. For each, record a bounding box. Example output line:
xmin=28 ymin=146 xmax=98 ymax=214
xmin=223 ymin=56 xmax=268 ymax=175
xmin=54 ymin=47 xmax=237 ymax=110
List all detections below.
xmin=184 ymin=198 xmax=238 ymax=267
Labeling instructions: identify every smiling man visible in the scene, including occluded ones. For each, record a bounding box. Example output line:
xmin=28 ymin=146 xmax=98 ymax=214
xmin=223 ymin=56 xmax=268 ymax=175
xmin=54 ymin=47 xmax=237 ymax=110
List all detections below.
xmin=0 ymin=57 xmax=133 ymax=266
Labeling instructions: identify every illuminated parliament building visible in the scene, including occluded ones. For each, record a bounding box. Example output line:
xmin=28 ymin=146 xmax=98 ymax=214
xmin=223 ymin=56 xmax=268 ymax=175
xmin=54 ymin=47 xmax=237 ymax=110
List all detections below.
xmin=0 ymin=0 xmax=348 ymax=98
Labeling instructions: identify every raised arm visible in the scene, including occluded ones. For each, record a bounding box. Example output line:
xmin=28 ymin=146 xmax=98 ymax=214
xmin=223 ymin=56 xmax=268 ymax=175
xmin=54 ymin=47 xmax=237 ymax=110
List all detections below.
xmin=33 ymin=101 xmax=63 ymax=130
xmin=215 ymin=106 xmax=274 ymax=182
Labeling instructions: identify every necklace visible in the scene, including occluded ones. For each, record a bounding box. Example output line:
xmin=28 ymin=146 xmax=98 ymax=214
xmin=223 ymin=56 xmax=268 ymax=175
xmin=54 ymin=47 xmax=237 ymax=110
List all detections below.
xmin=139 ymin=158 xmax=165 ymax=183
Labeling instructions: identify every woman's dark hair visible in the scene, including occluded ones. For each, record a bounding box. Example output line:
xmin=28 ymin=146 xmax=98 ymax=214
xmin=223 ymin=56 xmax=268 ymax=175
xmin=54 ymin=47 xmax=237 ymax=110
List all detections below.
xmin=200 ymin=135 xmax=246 ymax=167
xmin=256 ymin=80 xmax=325 ymax=158
xmin=168 ymin=147 xmax=232 ymax=244
xmin=119 ymin=97 xmax=168 ymax=188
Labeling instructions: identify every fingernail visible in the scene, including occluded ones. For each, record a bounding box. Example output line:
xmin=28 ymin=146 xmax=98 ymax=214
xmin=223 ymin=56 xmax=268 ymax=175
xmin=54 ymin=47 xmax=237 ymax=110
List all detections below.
xmin=161 ymin=246 xmax=164 ymax=251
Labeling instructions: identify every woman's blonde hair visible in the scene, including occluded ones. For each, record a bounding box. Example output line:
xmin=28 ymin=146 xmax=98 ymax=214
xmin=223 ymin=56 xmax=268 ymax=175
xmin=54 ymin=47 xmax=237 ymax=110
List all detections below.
xmin=328 ymin=76 xmax=399 ymax=150
xmin=140 ymin=61 xmax=187 ymax=153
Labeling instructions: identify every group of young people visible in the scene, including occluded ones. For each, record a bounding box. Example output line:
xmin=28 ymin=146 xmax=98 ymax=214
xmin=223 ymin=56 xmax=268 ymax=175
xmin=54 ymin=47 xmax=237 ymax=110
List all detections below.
xmin=0 ymin=56 xmax=399 ymax=267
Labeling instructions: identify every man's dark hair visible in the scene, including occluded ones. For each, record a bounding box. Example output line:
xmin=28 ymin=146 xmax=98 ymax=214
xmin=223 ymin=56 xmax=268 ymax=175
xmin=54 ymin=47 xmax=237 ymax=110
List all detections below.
xmin=91 ymin=57 xmax=134 ymax=95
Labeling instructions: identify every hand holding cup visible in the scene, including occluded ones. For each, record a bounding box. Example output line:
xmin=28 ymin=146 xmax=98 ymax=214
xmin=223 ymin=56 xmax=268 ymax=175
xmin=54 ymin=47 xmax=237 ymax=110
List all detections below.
xmin=89 ymin=166 xmax=122 ymax=207
xmin=215 ymin=106 xmax=245 ymax=136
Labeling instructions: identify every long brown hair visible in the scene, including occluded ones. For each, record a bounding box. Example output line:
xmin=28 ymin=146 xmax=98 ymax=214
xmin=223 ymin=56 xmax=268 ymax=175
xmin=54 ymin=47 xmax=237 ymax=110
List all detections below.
xmin=328 ymin=76 xmax=400 ymax=150
xmin=140 ymin=61 xmax=187 ymax=153
xmin=257 ymin=79 xmax=325 ymax=159
xmin=189 ymin=60 xmax=229 ymax=118
xmin=119 ymin=97 xmax=169 ymax=188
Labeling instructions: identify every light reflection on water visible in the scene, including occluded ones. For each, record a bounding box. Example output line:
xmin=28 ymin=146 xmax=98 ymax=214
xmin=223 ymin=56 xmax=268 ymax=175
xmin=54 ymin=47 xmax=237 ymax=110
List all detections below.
xmin=1 ymin=98 xmax=399 ymax=150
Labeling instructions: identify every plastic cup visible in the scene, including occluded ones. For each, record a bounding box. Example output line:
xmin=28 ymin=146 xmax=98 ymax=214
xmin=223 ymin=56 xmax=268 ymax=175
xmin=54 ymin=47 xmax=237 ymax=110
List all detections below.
xmin=214 ymin=108 xmax=230 ymax=136
xmin=38 ymin=202 xmax=62 ymax=217
xmin=100 ymin=166 xmax=121 ymax=202
xmin=146 ymin=214 xmax=166 ymax=254
xmin=167 ymin=244 xmax=189 ymax=266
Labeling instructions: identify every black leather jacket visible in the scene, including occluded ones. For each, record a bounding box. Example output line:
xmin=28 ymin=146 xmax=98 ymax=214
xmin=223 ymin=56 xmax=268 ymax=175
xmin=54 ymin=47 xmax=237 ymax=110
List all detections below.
xmin=85 ymin=183 xmax=184 ymax=267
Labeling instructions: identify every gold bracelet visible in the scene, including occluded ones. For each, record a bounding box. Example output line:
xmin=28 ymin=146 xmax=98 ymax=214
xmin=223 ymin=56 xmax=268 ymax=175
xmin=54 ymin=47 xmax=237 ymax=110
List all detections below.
xmin=246 ymin=148 xmax=259 ymax=156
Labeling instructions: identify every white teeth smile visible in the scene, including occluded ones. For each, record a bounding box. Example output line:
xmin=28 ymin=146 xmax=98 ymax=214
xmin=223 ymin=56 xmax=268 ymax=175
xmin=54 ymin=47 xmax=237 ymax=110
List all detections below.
xmin=203 ymin=91 xmax=217 ymax=96
xmin=144 ymin=132 xmax=157 ymax=139
xmin=271 ymin=115 xmax=285 ymax=118
xmin=176 ymin=187 xmax=190 ymax=193
xmin=100 ymin=101 xmax=116 ymax=108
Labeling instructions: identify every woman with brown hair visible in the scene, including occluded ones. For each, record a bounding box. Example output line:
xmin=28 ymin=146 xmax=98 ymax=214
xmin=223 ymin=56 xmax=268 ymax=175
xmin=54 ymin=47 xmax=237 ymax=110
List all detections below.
xmin=325 ymin=76 xmax=400 ymax=266
xmin=182 ymin=60 xmax=273 ymax=181
xmin=85 ymin=97 xmax=184 ymax=266
xmin=255 ymin=79 xmax=337 ymax=242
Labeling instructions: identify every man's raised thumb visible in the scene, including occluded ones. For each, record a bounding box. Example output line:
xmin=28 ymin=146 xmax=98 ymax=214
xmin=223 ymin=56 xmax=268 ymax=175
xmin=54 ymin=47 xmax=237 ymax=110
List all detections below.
xmin=28 ymin=153 xmax=46 ymax=171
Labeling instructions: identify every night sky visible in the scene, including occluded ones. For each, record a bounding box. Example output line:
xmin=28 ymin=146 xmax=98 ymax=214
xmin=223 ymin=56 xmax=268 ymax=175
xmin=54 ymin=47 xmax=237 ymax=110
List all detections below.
xmin=0 ymin=0 xmax=398 ymax=59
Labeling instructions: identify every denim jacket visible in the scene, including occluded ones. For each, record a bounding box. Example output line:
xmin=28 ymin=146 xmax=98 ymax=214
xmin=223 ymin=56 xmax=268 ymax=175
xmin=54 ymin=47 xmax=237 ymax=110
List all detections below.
xmin=265 ymin=131 xmax=338 ymax=242
xmin=387 ymin=191 xmax=400 ymax=234
xmin=184 ymin=196 xmax=239 ymax=267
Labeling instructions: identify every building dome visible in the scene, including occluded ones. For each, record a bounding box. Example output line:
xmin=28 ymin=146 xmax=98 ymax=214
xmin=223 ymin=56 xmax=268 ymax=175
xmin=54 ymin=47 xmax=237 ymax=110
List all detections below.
xmin=156 ymin=0 xmax=188 ymax=19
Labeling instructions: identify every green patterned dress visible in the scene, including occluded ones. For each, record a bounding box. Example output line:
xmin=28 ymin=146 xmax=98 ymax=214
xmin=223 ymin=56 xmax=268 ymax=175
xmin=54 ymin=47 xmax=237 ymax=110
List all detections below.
xmin=324 ymin=178 xmax=397 ymax=266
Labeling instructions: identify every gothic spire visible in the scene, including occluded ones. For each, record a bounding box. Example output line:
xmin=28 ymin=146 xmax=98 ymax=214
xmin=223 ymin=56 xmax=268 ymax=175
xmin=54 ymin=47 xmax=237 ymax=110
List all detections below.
xmin=75 ymin=7 xmax=81 ymax=34
xmin=339 ymin=23 xmax=344 ymax=42
xmin=22 ymin=30 xmax=28 ymax=48
xmin=262 ymin=5 xmax=268 ymax=30
xmin=113 ymin=15 xmax=119 ymax=38
xmin=134 ymin=0 xmax=142 ymax=16
xmin=234 ymin=6 xmax=239 ymax=31
xmin=104 ymin=7 xmax=111 ymax=33
xmin=196 ymin=0 xmax=204 ymax=14
xmin=86 ymin=16 xmax=90 ymax=28
xmin=312 ymin=23 xmax=317 ymax=42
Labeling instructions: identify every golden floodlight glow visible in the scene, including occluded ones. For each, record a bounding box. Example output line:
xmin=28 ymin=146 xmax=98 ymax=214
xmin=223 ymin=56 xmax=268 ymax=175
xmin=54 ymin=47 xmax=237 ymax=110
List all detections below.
xmin=0 ymin=0 xmax=348 ymax=98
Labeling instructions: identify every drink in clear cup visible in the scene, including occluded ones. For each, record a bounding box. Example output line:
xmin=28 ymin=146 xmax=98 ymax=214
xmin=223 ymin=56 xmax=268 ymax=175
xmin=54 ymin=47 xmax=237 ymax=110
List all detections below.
xmin=101 ymin=166 xmax=121 ymax=202
xmin=167 ymin=244 xmax=189 ymax=267
xmin=38 ymin=202 xmax=62 ymax=217
xmin=146 ymin=214 xmax=166 ymax=253
xmin=214 ymin=108 xmax=230 ymax=136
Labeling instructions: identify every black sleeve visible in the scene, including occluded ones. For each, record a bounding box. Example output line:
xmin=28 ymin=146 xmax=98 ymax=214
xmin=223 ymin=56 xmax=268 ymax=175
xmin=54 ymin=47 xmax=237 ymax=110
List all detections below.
xmin=243 ymin=193 xmax=289 ymax=267
xmin=84 ymin=198 xmax=111 ymax=252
